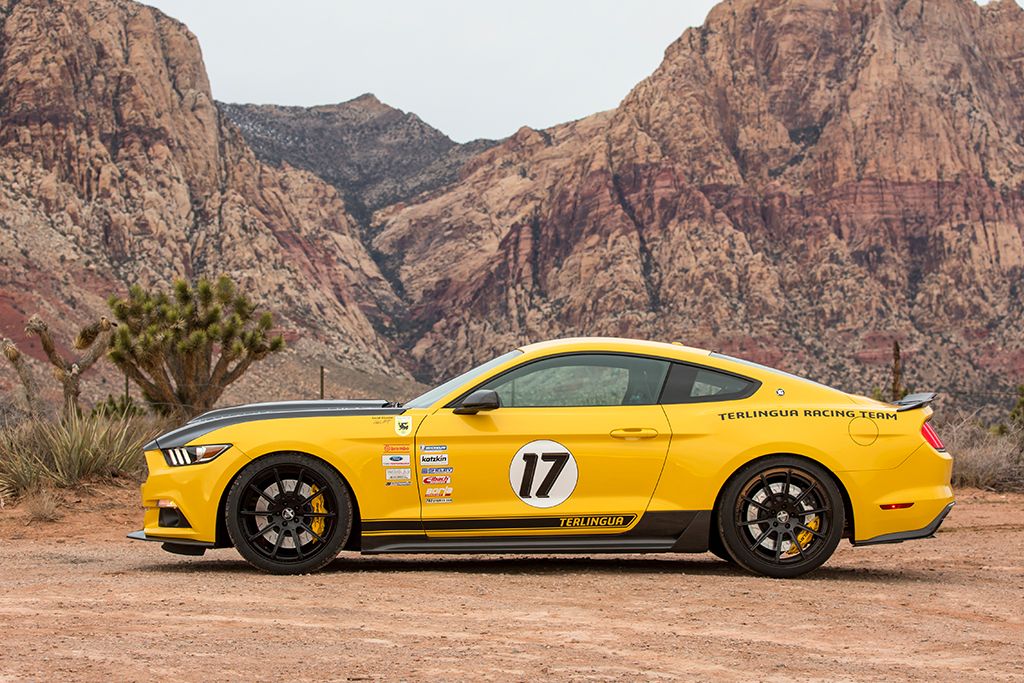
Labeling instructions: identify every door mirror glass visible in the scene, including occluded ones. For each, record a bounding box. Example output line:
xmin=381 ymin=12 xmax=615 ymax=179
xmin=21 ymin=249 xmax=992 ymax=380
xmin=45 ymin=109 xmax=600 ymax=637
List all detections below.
xmin=453 ymin=389 xmax=501 ymax=415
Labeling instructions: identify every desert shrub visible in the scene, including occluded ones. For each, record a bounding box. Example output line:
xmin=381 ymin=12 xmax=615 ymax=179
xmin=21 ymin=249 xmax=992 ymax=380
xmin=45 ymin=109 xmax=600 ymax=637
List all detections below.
xmin=0 ymin=413 xmax=167 ymax=499
xmin=24 ymin=487 xmax=63 ymax=522
xmin=941 ymin=415 xmax=1024 ymax=492
xmin=91 ymin=394 xmax=145 ymax=419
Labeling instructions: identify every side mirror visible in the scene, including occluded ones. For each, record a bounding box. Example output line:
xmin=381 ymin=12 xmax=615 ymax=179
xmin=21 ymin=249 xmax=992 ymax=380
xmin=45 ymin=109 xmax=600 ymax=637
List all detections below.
xmin=453 ymin=389 xmax=500 ymax=415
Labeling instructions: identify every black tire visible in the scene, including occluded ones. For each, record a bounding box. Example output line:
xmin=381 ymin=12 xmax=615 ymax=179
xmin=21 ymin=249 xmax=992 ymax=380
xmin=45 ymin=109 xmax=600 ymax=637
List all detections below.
xmin=717 ymin=456 xmax=844 ymax=579
xmin=707 ymin=519 xmax=735 ymax=564
xmin=226 ymin=453 xmax=352 ymax=575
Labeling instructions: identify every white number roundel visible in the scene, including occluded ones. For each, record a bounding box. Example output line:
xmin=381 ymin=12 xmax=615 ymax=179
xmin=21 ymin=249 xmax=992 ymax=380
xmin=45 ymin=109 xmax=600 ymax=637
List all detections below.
xmin=509 ymin=439 xmax=578 ymax=508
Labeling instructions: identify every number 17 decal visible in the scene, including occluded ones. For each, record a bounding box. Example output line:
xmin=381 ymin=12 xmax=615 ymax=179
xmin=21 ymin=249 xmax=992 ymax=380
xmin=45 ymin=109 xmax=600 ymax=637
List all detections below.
xmin=509 ymin=440 xmax=578 ymax=508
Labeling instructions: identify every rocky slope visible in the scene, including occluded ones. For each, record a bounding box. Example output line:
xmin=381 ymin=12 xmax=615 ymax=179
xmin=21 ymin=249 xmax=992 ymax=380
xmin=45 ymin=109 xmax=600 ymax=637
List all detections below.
xmin=2 ymin=0 xmax=1023 ymax=416
xmin=372 ymin=0 xmax=1024 ymax=411
xmin=220 ymin=97 xmax=496 ymax=222
xmin=0 ymin=0 xmax=416 ymax=407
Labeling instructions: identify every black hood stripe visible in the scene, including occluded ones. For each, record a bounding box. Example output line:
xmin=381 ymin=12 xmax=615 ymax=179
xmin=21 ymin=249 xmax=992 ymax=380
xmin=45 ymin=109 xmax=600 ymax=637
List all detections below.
xmin=147 ymin=401 xmax=405 ymax=450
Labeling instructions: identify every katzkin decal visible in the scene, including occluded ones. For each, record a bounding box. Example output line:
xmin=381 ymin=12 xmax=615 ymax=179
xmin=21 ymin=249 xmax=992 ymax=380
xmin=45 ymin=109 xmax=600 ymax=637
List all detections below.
xmin=419 ymin=453 xmax=449 ymax=466
xmin=509 ymin=439 xmax=578 ymax=509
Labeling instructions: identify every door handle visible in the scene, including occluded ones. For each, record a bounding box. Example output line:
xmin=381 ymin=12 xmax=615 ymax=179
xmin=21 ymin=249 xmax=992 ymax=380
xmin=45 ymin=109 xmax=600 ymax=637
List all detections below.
xmin=610 ymin=427 xmax=659 ymax=440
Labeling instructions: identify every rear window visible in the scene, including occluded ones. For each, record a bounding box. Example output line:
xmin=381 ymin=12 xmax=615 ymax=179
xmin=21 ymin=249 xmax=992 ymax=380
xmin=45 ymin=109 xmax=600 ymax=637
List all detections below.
xmin=659 ymin=363 xmax=758 ymax=404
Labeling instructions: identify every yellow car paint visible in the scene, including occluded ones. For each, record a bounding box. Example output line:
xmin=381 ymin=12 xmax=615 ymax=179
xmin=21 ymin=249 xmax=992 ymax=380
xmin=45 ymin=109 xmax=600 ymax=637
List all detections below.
xmin=133 ymin=337 xmax=954 ymax=571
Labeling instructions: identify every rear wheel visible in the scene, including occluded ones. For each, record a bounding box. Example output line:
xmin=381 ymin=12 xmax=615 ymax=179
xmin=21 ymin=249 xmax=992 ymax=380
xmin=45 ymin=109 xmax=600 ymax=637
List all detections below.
xmin=226 ymin=453 xmax=352 ymax=574
xmin=718 ymin=457 xmax=844 ymax=578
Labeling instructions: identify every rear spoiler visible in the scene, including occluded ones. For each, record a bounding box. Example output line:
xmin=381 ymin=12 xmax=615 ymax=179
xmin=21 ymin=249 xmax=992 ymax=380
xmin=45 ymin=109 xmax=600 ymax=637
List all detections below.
xmin=893 ymin=392 xmax=937 ymax=412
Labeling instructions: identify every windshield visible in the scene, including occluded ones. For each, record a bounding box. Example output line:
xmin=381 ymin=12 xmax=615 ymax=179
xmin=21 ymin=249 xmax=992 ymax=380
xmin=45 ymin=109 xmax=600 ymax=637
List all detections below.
xmin=403 ymin=350 xmax=523 ymax=409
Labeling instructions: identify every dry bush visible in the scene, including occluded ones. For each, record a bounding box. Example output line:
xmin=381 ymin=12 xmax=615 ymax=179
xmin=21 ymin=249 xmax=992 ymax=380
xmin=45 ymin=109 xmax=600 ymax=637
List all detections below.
xmin=941 ymin=414 xmax=1024 ymax=492
xmin=24 ymin=487 xmax=63 ymax=522
xmin=0 ymin=413 xmax=168 ymax=499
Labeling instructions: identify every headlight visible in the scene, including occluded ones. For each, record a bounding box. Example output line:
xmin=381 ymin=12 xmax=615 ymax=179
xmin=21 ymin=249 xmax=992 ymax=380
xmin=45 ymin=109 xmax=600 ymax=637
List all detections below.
xmin=162 ymin=444 xmax=230 ymax=467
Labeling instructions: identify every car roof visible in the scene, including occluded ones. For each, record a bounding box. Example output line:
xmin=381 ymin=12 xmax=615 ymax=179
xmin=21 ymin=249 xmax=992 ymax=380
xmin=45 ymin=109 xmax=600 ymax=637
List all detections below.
xmin=518 ymin=337 xmax=711 ymax=362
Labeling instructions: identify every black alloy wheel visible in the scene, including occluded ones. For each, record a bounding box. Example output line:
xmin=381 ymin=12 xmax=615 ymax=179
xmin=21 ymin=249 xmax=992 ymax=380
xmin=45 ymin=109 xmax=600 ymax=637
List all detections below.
xmin=718 ymin=456 xmax=844 ymax=578
xmin=226 ymin=453 xmax=352 ymax=574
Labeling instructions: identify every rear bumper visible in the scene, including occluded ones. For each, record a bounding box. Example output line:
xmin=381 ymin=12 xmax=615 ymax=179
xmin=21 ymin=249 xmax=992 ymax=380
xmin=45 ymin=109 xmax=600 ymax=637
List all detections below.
xmin=852 ymin=501 xmax=954 ymax=546
xmin=840 ymin=442 xmax=954 ymax=542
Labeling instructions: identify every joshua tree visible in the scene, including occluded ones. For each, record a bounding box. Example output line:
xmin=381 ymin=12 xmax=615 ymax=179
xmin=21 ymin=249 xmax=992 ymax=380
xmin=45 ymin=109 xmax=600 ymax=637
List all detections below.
xmin=1010 ymin=385 xmax=1024 ymax=429
xmin=2 ymin=315 xmax=117 ymax=419
xmin=890 ymin=340 xmax=905 ymax=402
xmin=107 ymin=276 xmax=285 ymax=419
xmin=1 ymin=337 xmax=41 ymax=418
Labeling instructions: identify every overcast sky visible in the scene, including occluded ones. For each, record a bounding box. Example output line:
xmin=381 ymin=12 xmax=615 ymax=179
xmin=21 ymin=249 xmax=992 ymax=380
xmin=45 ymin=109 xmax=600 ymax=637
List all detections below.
xmin=145 ymin=0 xmax=1018 ymax=143
xmin=144 ymin=1 xmax=719 ymax=142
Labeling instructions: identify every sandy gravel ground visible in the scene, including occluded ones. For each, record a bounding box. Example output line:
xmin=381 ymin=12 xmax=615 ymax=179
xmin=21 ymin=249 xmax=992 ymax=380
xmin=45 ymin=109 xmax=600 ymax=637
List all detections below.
xmin=0 ymin=486 xmax=1022 ymax=682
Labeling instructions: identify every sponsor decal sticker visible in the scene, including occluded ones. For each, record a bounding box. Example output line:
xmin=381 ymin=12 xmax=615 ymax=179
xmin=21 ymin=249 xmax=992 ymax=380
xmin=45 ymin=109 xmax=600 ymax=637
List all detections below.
xmin=717 ymin=409 xmax=898 ymax=422
xmin=385 ymin=468 xmax=411 ymax=481
xmin=422 ymin=467 xmax=453 ymax=475
xmin=385 ymin=481 xmax=411 ymax=487
xmin=419 ymin=453 xmax=449 ymax=466
xmin=424 ymin=486 xmax=453 ymax=498
xmin=509 ymin=439 xmax=578 ymax=509
xmin=383 ymin=444 xmax=410 ymax=454
xmin=558 ymin=515 xmax=630 ymax=528
xmin=394 ymin=415 xmax=413 ymax=436
xmin=381 ymin=454 xmax=411 ymax=467
xmin=420 ymin=444 xmax=447 ymax=452
xmin=425 ymin=498 xmax=452 ymax=504
xmin=422 ymin=475 xmax=451 ymax=485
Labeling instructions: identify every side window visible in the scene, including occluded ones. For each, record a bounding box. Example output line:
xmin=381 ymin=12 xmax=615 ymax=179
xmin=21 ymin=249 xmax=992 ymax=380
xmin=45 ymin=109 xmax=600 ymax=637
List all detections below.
xmin=660 ymin=363 xmax=757 ymax=404
xmin=479 ymin=354 xmax=670 ymax=408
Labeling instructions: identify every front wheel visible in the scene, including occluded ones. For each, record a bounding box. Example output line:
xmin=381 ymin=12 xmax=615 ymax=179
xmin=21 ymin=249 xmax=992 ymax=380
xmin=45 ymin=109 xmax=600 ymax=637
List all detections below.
xmin=226 ymin=453 xmax=352 ymax=574
xmin=718 ymin=457 xmax=844 ymax=578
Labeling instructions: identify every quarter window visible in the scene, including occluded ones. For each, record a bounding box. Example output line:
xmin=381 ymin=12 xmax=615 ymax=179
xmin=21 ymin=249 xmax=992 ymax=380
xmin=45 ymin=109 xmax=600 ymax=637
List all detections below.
xmin=659 ymin=363 xmax=757 ymax=404
xmin=479 ymin=354 xmax=671 ymax=408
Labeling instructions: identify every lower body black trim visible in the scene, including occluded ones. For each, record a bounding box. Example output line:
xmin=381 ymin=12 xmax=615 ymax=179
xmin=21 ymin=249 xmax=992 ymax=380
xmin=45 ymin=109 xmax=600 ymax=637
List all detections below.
xmin=362 ymin=534 xmax=676 ymax=554
xmin=852 ymin=501 xmax=955 ymax=546
xmin=360 ymin=510 xmax=712 ymax=555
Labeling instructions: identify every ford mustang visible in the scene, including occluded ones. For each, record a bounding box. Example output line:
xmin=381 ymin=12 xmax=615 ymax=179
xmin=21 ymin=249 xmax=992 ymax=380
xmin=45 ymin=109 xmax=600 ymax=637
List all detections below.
xmin=129 ymin=338 xmax=954 ymax=578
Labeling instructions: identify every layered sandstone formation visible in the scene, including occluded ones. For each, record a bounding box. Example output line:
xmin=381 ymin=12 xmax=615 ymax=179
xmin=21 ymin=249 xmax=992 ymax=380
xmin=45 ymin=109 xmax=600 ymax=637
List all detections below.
xmin=1 ymin=0 xmax=1022 ymax=415
xmin=221 ymin=97 xmax=496 ymax=222
xmin=0 ymin=0 xmax=412 ymax=406
xmin=372 ymin=0 xmax=1024 ymax=410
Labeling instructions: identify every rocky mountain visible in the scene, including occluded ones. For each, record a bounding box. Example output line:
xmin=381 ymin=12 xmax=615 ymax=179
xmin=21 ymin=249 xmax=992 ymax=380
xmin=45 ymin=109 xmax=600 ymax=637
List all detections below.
xmin=2 ymin=0 xmax=1022 ymax=417
xmin=0 ymin=0 xmax=415 ymax=408
xmin=220 ymin=97 xmax=496 ymax=222
xmin=372 ymin=0 xmax=1024 ymax=412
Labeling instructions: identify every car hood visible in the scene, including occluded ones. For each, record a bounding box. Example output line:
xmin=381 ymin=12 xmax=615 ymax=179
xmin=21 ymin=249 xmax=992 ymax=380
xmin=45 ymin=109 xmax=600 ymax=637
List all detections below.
xmin=146 ymin=399 xmax=405 ymax=450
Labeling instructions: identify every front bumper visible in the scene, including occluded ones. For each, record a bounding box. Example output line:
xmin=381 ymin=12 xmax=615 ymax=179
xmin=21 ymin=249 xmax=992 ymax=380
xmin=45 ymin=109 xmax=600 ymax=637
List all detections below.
xmin=127 ymin=529 xmax=215 ymax=556
xmin=852 ymin=501 xmax=955 ymax=546
xmin=136 ymin=445 xmax=250 ymax=546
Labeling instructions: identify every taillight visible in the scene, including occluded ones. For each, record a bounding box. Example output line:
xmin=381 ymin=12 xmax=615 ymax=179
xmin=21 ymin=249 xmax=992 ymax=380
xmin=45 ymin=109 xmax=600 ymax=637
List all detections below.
xmin=921 ymin=422 xmax=945 ymax=452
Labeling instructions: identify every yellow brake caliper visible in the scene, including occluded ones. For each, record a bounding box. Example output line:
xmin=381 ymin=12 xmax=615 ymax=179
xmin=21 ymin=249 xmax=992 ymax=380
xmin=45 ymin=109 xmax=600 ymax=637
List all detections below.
xmin=308 ymin=484 xmax=326 ymax=539
xmin=785 ymin=516 xmax=820 ymax=556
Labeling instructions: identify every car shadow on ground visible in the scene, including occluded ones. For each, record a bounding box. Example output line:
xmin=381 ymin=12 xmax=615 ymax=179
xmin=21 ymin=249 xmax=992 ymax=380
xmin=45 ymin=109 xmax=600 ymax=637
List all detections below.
xmin=137 ymin=553 xmax=921 ymax=582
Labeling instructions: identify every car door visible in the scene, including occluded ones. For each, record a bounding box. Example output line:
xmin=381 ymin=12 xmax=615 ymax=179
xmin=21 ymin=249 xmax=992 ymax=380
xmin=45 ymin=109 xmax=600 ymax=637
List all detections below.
xmin=415 ymin=353 xmax=673 ymax=538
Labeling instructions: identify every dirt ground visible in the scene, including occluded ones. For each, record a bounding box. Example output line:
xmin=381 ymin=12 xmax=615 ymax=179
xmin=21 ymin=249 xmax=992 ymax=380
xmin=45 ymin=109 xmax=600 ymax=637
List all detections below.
xmin=0 ymin=486 xmax=1021 ymax=682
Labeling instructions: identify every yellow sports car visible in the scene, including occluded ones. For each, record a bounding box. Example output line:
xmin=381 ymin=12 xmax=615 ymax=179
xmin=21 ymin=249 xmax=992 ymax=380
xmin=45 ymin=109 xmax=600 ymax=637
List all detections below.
xmin=129 ymin=338 xmax=954 ymax=578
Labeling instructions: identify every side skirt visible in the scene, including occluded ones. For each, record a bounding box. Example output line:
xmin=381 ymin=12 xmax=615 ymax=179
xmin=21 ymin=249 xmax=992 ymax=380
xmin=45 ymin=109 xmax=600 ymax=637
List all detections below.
xmin=361 ymin=510 xmax=711 ymax=555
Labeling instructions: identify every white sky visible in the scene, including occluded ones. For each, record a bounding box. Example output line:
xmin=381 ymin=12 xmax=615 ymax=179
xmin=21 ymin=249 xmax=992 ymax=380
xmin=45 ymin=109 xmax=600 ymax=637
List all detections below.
xmin=145 ymin=0 xmax=1020 ymax=143
xmin=143 ymin=1 xmax=719 ymax=142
